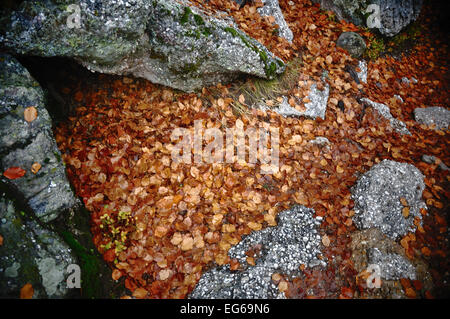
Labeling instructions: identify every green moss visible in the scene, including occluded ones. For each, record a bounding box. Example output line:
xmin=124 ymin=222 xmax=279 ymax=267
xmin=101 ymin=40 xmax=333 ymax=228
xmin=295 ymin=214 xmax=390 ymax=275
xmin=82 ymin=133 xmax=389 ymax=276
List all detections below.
xmin=364 ymin=36 xmax=386 ymax=60
xmin=180 ymin=7 xmax=193 ymax=24
xmin=60 ymin=231 xmax=104 ymax=299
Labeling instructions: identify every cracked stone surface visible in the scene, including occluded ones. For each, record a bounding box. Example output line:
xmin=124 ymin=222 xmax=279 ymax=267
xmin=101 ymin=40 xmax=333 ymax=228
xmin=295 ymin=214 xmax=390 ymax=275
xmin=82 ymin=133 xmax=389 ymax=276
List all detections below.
xmin=190 ymin=205 xmax=325 ymax=299
xmin=351 ymin=160 xmax=426 ymax=240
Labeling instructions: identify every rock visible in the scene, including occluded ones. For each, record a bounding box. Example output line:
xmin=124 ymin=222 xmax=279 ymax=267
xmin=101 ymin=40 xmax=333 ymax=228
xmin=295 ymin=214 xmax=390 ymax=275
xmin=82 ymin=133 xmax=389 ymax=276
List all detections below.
xmin=421 ymin=155 xmax=449 ymax=171
xmin=258 ymin=82 xmax=329 ymax=119
xmin=312 ymin=0 xmax=422 ymax=37
xmin=336 ymin=32 xmax=366 ymax=58
xmin=190 ymin=205 xmax=325 ymax=298
xmin=0 ymin=54 xmax=78 ymax=223
xmin=414 ymin=106 xmax=450 ymax=130
xmin=310 ymin=136 xmax=331 ymax=147
xmin=351 ymin=228 xmax=432 ymax=298
xmin=0 ymin=0 xmax=285 ymax=92
xmin=0 ymin=193 xmax=76 ymax=298
xmin=351 ymin=160 xmax=426 ymax=240
xmin=360 ymin=98 xmax=410 ymax=135
xmin=357 ymin=60 xmax=368 ymax=83
xmin=257 ymin=0 xmax=293 ymax=42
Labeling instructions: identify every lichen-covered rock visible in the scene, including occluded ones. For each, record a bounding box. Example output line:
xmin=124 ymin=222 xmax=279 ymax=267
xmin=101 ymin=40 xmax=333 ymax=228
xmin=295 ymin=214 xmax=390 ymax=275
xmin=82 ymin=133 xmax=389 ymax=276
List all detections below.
xmin=0 ymin=193 xmax=76 ymax=298
xmin=336 ymin=32 xmax=366 ymax=58
xmin=312 ymin=0 xmax=422 ymax=37
xmin=0 ymin=54 xmax=77 ymax=223
xmin=0 ymin=0 xmax=285 ymax=92
xmin=351 ymin=160 xmax=426 ymax=240
xmin=361 ymin=98 xmax=410 ymax=135
xmin=414 ymin=106 xmax=450 ymax=130
xmin=190 ymin=205 xmax=325 ymax=299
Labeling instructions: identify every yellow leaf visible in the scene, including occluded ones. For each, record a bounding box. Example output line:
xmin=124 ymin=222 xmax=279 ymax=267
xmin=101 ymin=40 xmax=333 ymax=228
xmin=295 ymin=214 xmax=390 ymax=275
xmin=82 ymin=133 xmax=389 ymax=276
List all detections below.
xmin=31 ymin=162 xmax=41 ymax=174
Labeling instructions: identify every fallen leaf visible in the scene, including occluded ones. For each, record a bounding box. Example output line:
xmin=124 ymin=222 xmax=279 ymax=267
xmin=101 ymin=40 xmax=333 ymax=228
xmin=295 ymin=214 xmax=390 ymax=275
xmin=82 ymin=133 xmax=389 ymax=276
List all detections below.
xmin=132 ymin=287 xmax=148 ymax=299
xmin=3 ymin=167 xmax=26 ymax=179
xmin=0 ymin=234 xmax=3 ymax=246
xmin=20 ymin=283 xmax=34 ymax=299
xmin=31 ymin=162 xmax=41 ymax=174
xmin=322 ymin=234 xmax=330 ymax=247
xmin=24 ymin=106 xmax=38 ymax=122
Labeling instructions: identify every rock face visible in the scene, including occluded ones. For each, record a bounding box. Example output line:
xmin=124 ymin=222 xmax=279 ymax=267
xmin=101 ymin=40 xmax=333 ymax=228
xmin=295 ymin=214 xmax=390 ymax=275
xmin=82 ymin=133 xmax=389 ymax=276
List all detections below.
xmin=0 ymin=193 xmax=76 ymax=298
xmin=336 ymin=32 xmax=366 ymax=58
xmin=0 ymin=0 xmax=285 ymax=92
xmin=0 ymin=54 xmax=78 ymax=223
xmin=414 ymin=107 xmax=450 ymax=130
xmin=190 ymin=205 xmax=325 ymax=299
xmin=312 ymin=0 xmax=422 ymax=37
xmin=351 ymin=160 xmax=426 ymax=240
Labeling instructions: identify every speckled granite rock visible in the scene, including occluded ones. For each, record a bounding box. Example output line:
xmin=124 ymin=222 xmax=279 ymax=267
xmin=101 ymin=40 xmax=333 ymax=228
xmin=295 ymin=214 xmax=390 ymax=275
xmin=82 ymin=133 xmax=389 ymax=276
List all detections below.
xmin=0 ymin=54 xmax=77 ymax=223
xmin=414 ymin=106 xmax=450 ymax=130
xmin=0 ymin=0 xmax=285 ymax=92
xmin=336 ymin=32 xmax=366 ymax=58
xmin=190 ymin=205 xmax=325 ymax=299
xmin=351 ymin=160 xmax=426 ymax=240
xmin=257 ymin=0 xmax=293 ymax=42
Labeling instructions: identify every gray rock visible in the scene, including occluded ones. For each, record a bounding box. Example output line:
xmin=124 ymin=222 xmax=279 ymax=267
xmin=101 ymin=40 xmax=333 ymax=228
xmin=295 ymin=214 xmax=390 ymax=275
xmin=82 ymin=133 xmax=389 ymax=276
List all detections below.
xmin=0 ymin=193 xmax=76 ymax=298
xmin=351 ymin=160 xmax=426 ymax=240
xmin=421 ymin=155 xmax=449 ymax=171
xmin=336 ymin=32 xmax=366 ymax=58
xmin=257 ymin=0 xmax=293 ymax=42
xmin=361 ymin=98 xmax=410 ymax=135
xmin=312 ymin=0 xmax=422 ymax=37
xmin=0 ymin=0 xmax=285 ymax=92
xmin=0 ymin=54 xmax=77 ymax=223
xmin=190 ymin=205 xmax=325 ymax=299
xmin=367 ymin=248 xmax=416 ymax=281
xmin=310 ymin=136 xmax=331 ymax=147
xmin=414 ymin=106 xmax=450 ymax=130
xmin=357 ymin=60 xmax=368 ymax=84
xmin=258 ymin=82 xmax=329 ymax=120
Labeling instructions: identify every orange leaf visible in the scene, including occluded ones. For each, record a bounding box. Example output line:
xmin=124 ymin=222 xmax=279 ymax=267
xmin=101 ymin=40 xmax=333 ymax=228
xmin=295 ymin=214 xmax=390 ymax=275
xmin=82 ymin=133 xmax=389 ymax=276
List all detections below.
xmin=0 ymin=234 xmax=3 ymax=246
xmin=31 ymin=162 xmax=41 ymax=174
xmin=20 ymin=283 xmax=34 ymax=299
xmin=132 ymin=287 xmax=148 ymax=299
xmin=3 ymin=167 xmax=26 ymax=179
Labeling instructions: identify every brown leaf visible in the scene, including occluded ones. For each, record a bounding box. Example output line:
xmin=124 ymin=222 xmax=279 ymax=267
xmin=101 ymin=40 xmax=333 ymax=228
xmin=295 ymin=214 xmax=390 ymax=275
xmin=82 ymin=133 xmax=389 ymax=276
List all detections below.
xmin=132 ymin=287 xmax=148 ymax=299
xmin=0 ymin=234 xmax=3 ymax=246
xmin=322 ymin=234 xmax=330 ymax=247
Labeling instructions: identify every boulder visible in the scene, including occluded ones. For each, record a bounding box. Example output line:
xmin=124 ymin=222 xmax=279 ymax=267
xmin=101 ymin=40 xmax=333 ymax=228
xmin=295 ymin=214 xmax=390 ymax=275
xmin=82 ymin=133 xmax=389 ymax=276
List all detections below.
xmin=414 ymin=106 xmax=450 ymax=130
xmin=336 ymin=32 xmax=366 ymax=58
xmin=0 ymin=193 xmax=76 ymax=298
xmin=351 ymin=160 xmax=426 ymax=240
xmin=0 ymin=54 xmax=77 ymax=223
xmin=0 ymin=0 xmax=285 ymax=92
xmin=312 ymin=0 xmax=422 ymax=37
xmin=190 ymin=205 xmax=325 ymax=298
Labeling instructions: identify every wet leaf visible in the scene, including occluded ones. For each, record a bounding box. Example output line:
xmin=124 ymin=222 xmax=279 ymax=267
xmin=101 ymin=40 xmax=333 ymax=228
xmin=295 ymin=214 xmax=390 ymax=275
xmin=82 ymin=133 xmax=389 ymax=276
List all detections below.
xmin=20 ymin=283 xmax=34 ymax=299
xmin=3 ymin=167 xmax=26 ymax=179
